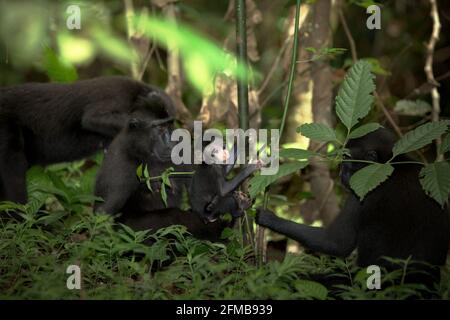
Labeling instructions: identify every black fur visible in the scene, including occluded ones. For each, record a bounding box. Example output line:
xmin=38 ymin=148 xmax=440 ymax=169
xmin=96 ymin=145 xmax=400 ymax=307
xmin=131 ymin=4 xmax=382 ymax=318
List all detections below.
xmin=257 ymin=129 xmax=449 ymax=279
xmin=94 ymin=115 xmax=176 ymax=215
xmin=95 ymin=128 xmax=259 ymax=241
xmin=0 ymin=76 xmax=175 ymax=204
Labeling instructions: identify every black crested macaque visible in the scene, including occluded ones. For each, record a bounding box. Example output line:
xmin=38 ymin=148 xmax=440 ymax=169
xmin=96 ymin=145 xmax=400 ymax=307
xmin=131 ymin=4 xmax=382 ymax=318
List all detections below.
xmin=189 ymin=142 xmax=261 ymax=223
xmin=0 ymin=76 xmax=176 ymax=204
xmin=95 ymin=132 xmax=261 ymax=241
xmin=256 ymin=128 xmax=450 ymax=284
xmin=118 ymin=146 xmax=258 ymax=242
xmin=94 ymin=113 xmax=177 ymax=215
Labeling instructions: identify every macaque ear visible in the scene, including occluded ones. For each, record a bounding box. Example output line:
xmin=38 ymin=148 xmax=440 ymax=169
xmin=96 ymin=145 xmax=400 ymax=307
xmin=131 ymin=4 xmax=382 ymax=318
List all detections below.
xmin=128 ymin=118 xmax=145 ymax=130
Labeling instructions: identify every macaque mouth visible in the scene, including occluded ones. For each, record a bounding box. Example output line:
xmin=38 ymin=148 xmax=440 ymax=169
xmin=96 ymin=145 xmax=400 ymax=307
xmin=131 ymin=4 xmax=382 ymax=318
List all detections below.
xmin=202 ymin=214 xmax=219 ymax=224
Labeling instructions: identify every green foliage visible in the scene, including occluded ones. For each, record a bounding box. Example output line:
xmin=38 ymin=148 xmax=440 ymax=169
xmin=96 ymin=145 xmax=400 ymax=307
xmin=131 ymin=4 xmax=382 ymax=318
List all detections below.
xmin=249 ymin=161 xmax=308 ymax=198
xmin=294 ymin=280 xmax=328 ymax=300
xmin=136 ymin=15 xmax=251 ymax=93
xmin=279 ymin=148 xmax=316 ymax=160
xmin=42 ymin=47 xmax=78 ymax=83
xmin=137 ymin=165 xmax=194 ymax=207
xmin=0 ymin=162 xmax=447 ymax=299
xmin=348 ymin=123 xmax=382 ymax=140
xmin=392 ymin=120 xmax=450 ymax=158
xmin=362 ymin=57 xmax=391 ymax=76
xmin=304 ymin=47 xmax=347 ymax=61
xmin=160 ymin=167 xmax=175 ymax=207
xmin=278 ymin=60 xmax=449 ymax=202
xmin=349 ymin=163 xmax=394 ymax=200
xmin=419 ymin=162 xmax=450 ymax=207
xmin=335 ymin=60 xmax=375 ymax=131
xmin=349 ymin=0 xmax=382 ymax=8
xmin=92 ymin=27 xmax=137 ymax=65
xmin=297 ymin=123 xmax=338 ymax=143
xmin=440 ymin=134 xmax=450 ymax=155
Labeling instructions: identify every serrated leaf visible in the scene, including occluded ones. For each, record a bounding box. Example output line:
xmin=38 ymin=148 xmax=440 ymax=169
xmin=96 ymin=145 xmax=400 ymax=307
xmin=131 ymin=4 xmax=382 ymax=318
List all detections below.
xmin=294 ymin=280 xmax=328 ymax=300
xmin=249 ymin=161 xmax=308 ymax=198
xmin=348 ymin=123 xmax=382 ymax=139
xmin=394 ymin=99 xmax=431 ymax=116
xmin=392 ymin=120 xmax=450 ymax=157
xmin=419 ymin=162 xmax=450 ymax=207
xmin=440 ymin=134 xmax=450 ymax=154
xmin=279 ymin=148 xmax=316 ymax=160
xmin=297 ymin=123 xmax=337 ymax=142
xmin=335 ymin=60 xmax=375 ymax=130
xmin=350 ymin=163 xmax=394 ymax=200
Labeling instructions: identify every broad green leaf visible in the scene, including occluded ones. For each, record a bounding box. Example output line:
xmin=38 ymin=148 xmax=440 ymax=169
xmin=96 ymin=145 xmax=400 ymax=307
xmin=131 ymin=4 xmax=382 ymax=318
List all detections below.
xmin=297 ymin=123 xmax=337 ymax=142
xmin=279 ymin=148 xmax=316 ymax=160
xmin=392 ymin=121 xmax=450 ymax=157
xmin=350 ymin=163 xmax=394 ymax=200
xmin=348 ymin=123 xmax=382 ymax=139
xmin=440 ymin=134 xmax=450 ymax=154
xmin=294 ymin=280 xmax=328 ymax=300
xmin=394 ymin=99 xmax=431 ymax=117
xmin=249 ymin=161 xmax=308 ymax=198
xmin=43 ymin=47 xmax=78 ymax=83
xmin=335 ymin=60 xmax=375 ymax=130
xmin=419 ymin=162 xmax=450 ymax=207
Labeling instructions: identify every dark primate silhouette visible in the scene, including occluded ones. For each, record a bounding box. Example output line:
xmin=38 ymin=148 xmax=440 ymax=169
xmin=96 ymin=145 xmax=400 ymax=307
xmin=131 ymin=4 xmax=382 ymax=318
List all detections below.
xmin=0 ymin=76 xmax=175 ymax=204
xmin=95 ymin=131 xmax=260 ymax=241
xmin=257 ymin=128 xmax=450 ymax=284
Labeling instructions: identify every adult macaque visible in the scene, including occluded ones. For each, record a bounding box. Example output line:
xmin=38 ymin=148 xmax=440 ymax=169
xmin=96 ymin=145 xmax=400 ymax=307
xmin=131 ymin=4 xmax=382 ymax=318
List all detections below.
xmin=257 ymin=129 xmax=450 ymax=283
xmin=0 ymin=76 xmax=175 ymax=204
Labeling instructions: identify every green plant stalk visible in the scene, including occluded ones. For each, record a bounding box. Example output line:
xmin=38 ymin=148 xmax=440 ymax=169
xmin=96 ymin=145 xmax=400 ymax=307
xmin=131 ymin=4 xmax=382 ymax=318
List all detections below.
xmin=142 ymin=171 xmax=195 ymax=182
xmin=257 ymin=0 xmax=302 ymax=266
xmin=279 ymin=1 xmax=301 ymax=137
xmin=235 ymin=0 xmax=255 ymax=252
xmin=236 ymin=0 xmax=249 ymax=131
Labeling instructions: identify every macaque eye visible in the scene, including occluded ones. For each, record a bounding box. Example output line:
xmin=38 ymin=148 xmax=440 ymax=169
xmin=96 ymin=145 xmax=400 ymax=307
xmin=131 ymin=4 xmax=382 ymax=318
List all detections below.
xmin=366 ymin=150 xmax=378 ymax=162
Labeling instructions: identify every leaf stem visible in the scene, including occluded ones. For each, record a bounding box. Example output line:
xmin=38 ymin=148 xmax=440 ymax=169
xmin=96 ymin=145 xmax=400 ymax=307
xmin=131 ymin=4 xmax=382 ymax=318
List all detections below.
xmin=143 ymin=171 xmax=195 ymax=182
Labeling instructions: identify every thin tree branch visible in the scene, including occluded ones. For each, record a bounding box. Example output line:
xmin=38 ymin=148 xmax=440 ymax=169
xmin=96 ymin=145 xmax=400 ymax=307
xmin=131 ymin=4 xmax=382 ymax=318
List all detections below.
xmin=338 ymin=8 xmax=357 ymax=62
xmin=425 ymin=0 xmax=442 ymax=159
xmin=257 ymin=37 xmax=291 ymax=95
